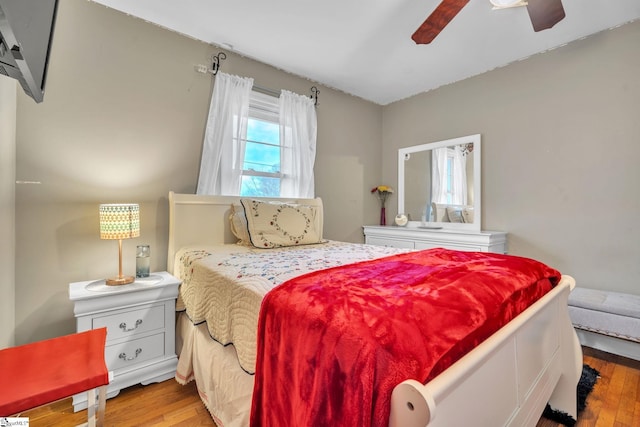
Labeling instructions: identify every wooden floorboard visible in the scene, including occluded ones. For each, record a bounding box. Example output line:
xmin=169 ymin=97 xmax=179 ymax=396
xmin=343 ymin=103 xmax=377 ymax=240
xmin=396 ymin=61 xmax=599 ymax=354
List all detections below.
xmin=536 ymin=347 xmax=640 ymax=427
xmin=20 ymin=347 xmax=640 ymax=426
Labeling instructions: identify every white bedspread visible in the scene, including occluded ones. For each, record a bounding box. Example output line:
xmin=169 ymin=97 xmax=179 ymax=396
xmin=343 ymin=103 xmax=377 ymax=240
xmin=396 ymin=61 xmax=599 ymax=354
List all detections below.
xmin=174 ymin=241 xmax=407 ymax=373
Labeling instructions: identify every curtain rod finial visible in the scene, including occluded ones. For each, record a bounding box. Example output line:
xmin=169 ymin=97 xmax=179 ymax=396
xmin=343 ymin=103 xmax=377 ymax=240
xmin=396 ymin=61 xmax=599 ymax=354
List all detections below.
xmin=211 ymin=52 xmax=227 ymax=76
xmin=310 ymin=86 xmax=319 ymax=107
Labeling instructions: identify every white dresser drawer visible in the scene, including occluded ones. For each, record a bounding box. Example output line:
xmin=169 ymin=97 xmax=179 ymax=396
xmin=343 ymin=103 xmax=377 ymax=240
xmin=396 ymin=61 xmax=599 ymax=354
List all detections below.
xmin=363 ymin=226 xmax=507 ymax=254
xmin=366 ymin=236 xmax=415 ymax=249
xmin=105 ymin=333 xmax=165 ymax=371
xmin=414 ymin=242 xmax=483 ymax=251
xmin=93 ymin=304 xmax=165 ymax=342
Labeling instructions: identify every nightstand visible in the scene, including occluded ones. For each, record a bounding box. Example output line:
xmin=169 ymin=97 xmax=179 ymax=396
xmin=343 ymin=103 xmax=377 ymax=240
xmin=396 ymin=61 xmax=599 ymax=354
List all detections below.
xmin=68 ymin=271 xmax=180 ymax=412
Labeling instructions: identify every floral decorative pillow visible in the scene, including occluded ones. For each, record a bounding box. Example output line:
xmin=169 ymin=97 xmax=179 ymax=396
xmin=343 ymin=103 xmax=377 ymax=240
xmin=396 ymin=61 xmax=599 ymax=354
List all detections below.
xmin=240 ymin=199 xmax=323 ymax=248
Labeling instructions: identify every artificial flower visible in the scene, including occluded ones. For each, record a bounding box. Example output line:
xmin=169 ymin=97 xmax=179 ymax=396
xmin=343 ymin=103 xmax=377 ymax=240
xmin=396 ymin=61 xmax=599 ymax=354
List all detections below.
xmin=371 ymin=185 xmax=393 ymax=206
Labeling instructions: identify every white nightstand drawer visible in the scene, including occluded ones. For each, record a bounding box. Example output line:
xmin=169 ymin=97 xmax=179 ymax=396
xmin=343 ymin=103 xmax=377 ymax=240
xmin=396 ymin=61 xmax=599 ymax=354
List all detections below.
xmin=93 ymin=304 xmax=165 ymax=341
xmin=105 ymin=333 xmax=165 ymax=371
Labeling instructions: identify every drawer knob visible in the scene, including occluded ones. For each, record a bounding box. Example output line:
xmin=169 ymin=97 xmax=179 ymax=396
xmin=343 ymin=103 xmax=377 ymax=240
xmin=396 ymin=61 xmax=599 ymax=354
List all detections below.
xmin=119 ymin=348 xmax=142 ymax=361
xmin=119 ymin=319 xmax=143 ymax=332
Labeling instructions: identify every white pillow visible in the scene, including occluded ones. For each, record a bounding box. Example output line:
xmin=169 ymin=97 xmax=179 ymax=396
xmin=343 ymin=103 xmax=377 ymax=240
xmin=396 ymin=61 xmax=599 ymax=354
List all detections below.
xmin=229 ymin=203 xmax=252 ymax=245
xmin=462 ymin=207 xmax=474 ymax=223
xmin=446 ymin=207 xmax=465 ymax=223
xmin=240 ymin=199 xmax=323 ymax=248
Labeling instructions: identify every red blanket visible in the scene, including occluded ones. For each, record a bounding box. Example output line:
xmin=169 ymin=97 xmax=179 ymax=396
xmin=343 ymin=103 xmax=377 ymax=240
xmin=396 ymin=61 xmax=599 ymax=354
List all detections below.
xmin=250 ymin=248 xmax=560 ymax=427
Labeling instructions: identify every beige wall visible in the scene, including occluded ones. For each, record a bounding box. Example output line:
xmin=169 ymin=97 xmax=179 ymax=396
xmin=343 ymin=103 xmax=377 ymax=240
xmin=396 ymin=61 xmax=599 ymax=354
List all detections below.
xmin=383 ymin=21 xmax=640 ymax=295
xmin=0 ymin=77 xmax=17 ymax=348
xmin=13 ymin=0 xmax=382 ymax=344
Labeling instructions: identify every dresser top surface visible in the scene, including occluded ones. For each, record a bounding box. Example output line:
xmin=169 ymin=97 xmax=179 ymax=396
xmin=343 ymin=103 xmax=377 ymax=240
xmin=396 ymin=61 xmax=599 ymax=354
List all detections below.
xmin=362 ymin=225 xmax=506 ymax=236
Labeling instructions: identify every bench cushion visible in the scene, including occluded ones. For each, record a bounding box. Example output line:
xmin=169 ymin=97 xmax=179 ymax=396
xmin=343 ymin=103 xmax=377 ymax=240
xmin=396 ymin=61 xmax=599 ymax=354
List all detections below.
xmin=568 ymin=287 xmax=640 ymax=343
xmin=0 ymin=328 xmax=108 ymax=416
xmin=569 ymin=288 xmax=640 ymax=319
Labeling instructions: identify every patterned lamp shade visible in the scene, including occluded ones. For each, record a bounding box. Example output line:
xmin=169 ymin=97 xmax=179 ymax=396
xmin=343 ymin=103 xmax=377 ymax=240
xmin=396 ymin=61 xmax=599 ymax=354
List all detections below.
xmin=99 ymin=204 xmax=140 ymax=240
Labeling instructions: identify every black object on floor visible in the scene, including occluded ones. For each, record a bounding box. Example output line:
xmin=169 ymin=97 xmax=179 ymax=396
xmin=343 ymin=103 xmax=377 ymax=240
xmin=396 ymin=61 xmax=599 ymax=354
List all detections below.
xmin=542 ymin=364 xmax=599 ymax=426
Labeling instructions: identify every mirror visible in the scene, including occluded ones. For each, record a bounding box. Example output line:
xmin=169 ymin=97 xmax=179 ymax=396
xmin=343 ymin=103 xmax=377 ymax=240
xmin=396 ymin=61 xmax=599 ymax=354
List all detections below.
xmin=398 ymin=134 xmax=481 ymax=231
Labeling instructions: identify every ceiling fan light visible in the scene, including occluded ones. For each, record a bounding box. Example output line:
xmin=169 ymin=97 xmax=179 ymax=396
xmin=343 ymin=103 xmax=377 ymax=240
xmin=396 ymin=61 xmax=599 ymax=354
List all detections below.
xmin=490 ymin=0 xmax=527 ymax=9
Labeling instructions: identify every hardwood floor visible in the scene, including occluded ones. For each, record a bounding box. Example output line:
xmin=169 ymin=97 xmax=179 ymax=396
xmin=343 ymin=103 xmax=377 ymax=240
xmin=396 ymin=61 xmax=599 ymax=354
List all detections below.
xmin=20 ymin=347 xmax=640 ymax=426
xmin=536 ymin=347 xmax=640 ymax=427
xmin=20 ymin=380 xmax=214 ymax=427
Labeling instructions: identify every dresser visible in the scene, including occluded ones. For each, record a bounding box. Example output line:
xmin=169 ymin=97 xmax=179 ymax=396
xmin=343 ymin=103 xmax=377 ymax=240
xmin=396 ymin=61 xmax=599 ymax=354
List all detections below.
xmin=68 ymin=271 xmax=180 ymax=411
xmin=363 ymin=225 xmax=507 ymax=253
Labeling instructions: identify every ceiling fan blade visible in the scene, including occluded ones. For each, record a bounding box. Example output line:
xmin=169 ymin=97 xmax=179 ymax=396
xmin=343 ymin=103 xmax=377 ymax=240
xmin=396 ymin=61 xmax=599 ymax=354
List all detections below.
xmin=412 ymin=0 xmax=470 ymax=45
xmin=526 ymin=0 xmax=565 ymax=32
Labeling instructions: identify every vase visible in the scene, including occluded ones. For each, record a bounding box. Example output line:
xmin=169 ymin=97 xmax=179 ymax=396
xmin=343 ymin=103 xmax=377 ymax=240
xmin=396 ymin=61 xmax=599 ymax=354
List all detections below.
xmin=136 ymin=245 xmax=150 ymax=278
xmin=380 ymin=206 xmax=386 ymax=226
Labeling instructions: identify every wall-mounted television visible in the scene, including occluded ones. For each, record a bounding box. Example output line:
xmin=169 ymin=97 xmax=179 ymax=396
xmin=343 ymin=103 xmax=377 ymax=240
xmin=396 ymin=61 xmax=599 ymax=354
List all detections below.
xmin=0 ymin=0 xmax=58 ymax=103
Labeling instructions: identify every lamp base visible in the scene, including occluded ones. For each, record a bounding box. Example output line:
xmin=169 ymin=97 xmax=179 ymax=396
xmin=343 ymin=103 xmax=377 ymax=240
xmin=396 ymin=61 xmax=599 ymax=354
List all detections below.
xmin=105 ymin=275 xmax=135 ymax=286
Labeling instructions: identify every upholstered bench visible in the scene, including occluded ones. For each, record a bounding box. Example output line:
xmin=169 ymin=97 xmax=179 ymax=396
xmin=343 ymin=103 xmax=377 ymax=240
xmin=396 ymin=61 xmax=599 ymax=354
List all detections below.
xmin=568 ymin=287 xmax=640 ymax=361
xmin=0 ymin=328 xmax=110 ymax=426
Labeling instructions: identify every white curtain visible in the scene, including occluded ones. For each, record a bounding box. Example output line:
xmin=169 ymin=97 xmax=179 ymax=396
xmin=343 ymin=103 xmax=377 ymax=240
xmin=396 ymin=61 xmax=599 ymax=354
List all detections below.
xmin=431 ymin=146 xmax=468 ymax=206
xmin=279 ymin=90 xmax=317 ymax=198
xmin=451 ymin=146 xmax=467 ymax=205
xmin=196 ymin=72 xmax=254 ymax=195
xmin=431 ymin=147 xmax=448 ymax=204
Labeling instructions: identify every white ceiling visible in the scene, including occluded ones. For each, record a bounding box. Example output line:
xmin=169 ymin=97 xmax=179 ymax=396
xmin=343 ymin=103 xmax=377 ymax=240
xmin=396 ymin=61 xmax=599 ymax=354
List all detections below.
xmin=90 ymin=0 xmax=640 ymax=105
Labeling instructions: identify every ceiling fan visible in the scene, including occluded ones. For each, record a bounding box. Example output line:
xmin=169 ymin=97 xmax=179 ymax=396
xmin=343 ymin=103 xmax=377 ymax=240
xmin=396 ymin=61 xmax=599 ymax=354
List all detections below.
xmin=412 ymin=0 xmax=566 ymax=44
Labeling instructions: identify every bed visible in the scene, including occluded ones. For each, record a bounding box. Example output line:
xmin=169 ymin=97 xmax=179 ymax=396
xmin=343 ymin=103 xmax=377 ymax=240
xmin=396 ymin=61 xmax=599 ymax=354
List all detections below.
xmin=167 ymin=191 xmax=582 ymax=427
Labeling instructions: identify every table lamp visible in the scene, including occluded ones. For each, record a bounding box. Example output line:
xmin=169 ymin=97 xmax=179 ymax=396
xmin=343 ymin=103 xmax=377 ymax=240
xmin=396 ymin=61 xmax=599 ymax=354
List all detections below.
xmin=99 ymin=203 xmax=140 ymax=285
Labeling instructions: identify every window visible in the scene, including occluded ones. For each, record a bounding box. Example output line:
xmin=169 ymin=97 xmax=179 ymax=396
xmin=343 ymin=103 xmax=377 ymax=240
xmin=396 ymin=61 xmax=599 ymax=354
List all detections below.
xmin=444 ymin=152 xmax=455 ymax=204
xmin=432 ymin=146 xmax=467 ymax=206
xmin=240 ymin=91 xmax=282 ymax=197
xmin=196 ymin=73 xmax=316 ymax=198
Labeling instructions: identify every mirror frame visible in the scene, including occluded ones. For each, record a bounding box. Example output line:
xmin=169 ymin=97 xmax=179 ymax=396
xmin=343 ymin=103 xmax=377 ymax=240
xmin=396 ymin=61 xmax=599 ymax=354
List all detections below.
xmin=398 ymin=134 xmax=481 ymax=231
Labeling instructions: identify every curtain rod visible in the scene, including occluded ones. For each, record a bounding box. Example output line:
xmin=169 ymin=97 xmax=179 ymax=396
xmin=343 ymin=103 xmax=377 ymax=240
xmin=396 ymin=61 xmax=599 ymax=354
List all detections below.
xmin=198 ymin=51 xmax=320 ymax=106
xmin=253 ymin=85 xmax=320 ymax=107
xmin=252 ymin=85 xmax=280 ymax=98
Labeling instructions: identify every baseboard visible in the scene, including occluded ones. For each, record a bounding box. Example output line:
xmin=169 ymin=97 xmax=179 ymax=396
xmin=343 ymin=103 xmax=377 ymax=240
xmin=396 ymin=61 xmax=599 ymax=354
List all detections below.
xmin=575 ymin=329 xmax=640 ymax=362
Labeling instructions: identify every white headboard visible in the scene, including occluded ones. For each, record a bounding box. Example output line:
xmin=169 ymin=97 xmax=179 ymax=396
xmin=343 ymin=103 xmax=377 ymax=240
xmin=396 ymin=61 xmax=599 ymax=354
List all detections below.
xmin=167 ymin=192 xmax=323 ymax=274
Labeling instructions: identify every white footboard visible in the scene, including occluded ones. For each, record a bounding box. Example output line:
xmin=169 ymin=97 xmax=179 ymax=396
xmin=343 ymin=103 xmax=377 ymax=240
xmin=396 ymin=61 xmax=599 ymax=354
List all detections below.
xmin=389 ymin=275 xmax=581 ymax=427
